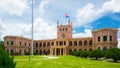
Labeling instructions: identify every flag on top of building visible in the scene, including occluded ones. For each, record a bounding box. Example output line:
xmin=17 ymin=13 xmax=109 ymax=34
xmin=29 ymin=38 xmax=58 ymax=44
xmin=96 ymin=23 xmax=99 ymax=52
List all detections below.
xmin=65 ymin=13 xmax=70 ymax=18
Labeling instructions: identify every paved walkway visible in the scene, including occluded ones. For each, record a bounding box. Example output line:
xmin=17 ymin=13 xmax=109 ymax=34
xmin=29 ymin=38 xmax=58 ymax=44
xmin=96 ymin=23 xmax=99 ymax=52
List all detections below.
xmin=14 ymin=56 xmax=59 ymax=61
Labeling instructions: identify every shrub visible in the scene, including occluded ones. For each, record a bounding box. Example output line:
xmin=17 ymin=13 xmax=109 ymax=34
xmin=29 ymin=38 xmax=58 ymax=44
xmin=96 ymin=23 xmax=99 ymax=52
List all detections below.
xmin=25 ymin=52 xmax=30 ymax=55
xmin=89 ymin=49 xmax=103 ymax=60
xmin=70 ymin=51 xmax=81 ymax=57
xmin=0 ymin=41 xmax=4 ymax=49
xmin=105 ymin=48 xmax=120 ymax=62
xmin=0 ymin=48 xmax=16 ymax=68
xmin=80 ymin=51 xmax=89 ymax=58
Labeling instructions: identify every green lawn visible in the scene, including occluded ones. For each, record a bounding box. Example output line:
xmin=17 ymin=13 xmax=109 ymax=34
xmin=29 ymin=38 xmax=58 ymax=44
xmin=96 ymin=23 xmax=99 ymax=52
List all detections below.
xmin=14 ymin=55 xmax=120 ymax=68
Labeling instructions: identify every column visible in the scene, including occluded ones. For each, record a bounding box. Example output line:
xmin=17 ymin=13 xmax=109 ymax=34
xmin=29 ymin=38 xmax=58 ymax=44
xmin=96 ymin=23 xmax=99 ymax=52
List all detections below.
xmin=60 ymin=48 xmax=61 ymax=56
xmin=55 ymin=48 xmax=56 ymax=56
xmin=64 ymin=48 xmax=66 ymax=55
xmin=50 ymin=48 xmax=52 ymax=55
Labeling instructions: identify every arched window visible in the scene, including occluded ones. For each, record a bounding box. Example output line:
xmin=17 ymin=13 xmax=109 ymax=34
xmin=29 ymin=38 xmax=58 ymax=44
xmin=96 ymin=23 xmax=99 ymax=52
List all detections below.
xmin=89 ymin=40 xmax=92 ymax=46
xmin=89 ymin=49 xmax=92 ymax=51
xmin=74 ymin=41 xmax=77 ymax=46
xmin=84 ymin=49 xmax=87 ymax=51
xmin=43 ymin=49 xmax=46 ymax=55
xmin=79 ymin=49 xmax=82 ymax=51
xmin=36 ymin=42 xmax=38 ymax=47
xmin=39 ymin=42 xmax=42 ymax=47
xmin=98 ymin=47 xmax=101 ymax=50
xmin=43 ymin=42 xmax=46 ymax=47
xmin=69 ymin=41 xmax=72 ymax=46
xmin=74 ymin=49 xmax=77 ymax=51
xmin=103 ymin=47 xmax=107 ymax=51
xmin=79 ymin=41 xmax=82 ymax=46
xmin=84 ymin=41 xmax=87 ymax=46
xmin=47 ymin=49 xmax=50 ymax=55
xmin=47 ymin=42 xmax=50 ymax=47
xmin=10 ymin=49 xmax=14 ymax=55
xmin=24 ymin=50 xmax=26 ymax=54
xmin=36 ymin=50 xmax=38 ymax=53
xmin=39 ymin=50 xmax=42 ymax=55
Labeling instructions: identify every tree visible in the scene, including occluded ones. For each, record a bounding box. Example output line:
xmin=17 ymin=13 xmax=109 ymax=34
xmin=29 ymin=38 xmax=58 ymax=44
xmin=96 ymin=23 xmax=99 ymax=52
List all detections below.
xmin=0 ymin=41 xmax=4 ymax=49
xmin=0 ymin=48 xmax=16 ymax=68
xmin=80 ymin=51 xmax=89 ymax=58
xmin=105 ymin=48 xmax=120 ymax=62
xmin=89 ymin=49 xmax=103 ymax=60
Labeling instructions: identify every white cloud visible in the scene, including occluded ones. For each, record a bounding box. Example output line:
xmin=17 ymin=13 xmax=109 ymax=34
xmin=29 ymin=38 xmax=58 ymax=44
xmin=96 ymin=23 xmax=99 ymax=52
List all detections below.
xmin=0 ymin=18 xmax=6 ymax=40
xmin=73 ymin=29 xmax=92 ymax=38
xmin=3 ymin=17 xmax=57 ymax=40
xmin=22 ymin=17 xmax=57 ymax=40
xmin=38 ymin=0 xmax=49 ymax=14
xmin=118 ymin=38 xmax=120 ymax=48
xmin=0 ymin=0 xmax=28 ymax=16
xmin=103 ymin=0 xmax=120 ymax=12
xmin=118 ymin=28 xmax=120 ymax=48
xmin=76 ymin=0 xmax=120 ymax=27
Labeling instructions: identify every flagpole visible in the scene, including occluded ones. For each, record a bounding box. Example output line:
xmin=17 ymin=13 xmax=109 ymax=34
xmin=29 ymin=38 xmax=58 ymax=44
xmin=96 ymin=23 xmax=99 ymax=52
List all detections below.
xmin=31 ymin=0 xmax=34 ymax=56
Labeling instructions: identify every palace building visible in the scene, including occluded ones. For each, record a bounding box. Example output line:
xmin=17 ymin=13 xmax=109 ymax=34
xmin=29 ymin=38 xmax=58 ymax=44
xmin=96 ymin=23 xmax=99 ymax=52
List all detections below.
xmin=4 ymin=20 xmax=118 ymax=56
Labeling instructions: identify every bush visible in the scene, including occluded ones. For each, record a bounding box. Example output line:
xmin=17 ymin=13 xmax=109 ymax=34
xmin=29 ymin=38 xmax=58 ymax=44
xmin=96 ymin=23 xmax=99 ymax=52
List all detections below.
xmin=0 ymin=48 xmax=16 ymax=68
xmin=0 ymin=41 xmax=4 ymax=49
xmin=89 ymin=49 xmax=103 ymax=60
xmin=25 ymin=52 xmax=30 ymax=55
xmin=80 ymin=51 xmax=89 ymax=58
xmin=70 ymin=51 xmax=81 ymax=57
xmin=105 ymin=48 xmax=120 ymax=62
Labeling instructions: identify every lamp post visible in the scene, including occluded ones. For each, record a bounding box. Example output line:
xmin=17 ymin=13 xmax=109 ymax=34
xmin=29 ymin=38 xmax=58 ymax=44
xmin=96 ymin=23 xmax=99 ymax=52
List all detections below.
xmin=29 ymin=45 xmax=30 ymax=61
xmin=31 ymin=0 xmax=34 ymax=56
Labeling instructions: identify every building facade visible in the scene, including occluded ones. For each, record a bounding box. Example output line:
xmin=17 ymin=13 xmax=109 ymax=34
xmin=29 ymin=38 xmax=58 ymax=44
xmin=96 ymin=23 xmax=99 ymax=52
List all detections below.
xmin=4 ymin=20 xmax=118 ymax=56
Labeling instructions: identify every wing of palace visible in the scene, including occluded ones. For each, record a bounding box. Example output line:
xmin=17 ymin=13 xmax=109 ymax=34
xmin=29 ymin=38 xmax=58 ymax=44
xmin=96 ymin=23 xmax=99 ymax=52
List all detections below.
xmin=4 ymin=20 xmax=118 ymax=56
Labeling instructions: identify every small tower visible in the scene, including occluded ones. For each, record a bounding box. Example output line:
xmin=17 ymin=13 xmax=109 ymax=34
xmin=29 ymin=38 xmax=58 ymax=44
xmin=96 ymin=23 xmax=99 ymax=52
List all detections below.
xmin=57 ymin=20 xmax=59 ymax=26
xmin=68 ymin=19 xmax=70 ymax=25
xmin=57 ymin=20 xmax=72 ymax=39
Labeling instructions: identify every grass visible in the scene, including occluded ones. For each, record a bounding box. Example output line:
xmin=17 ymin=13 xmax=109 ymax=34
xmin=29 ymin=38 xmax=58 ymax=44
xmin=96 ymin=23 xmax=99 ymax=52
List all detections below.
xmin=14 ymin=55 xmax=120 ymax=68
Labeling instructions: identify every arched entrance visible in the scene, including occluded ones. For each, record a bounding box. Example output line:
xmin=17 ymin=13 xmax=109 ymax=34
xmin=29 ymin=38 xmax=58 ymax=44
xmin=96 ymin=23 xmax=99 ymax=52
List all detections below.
xmin=103 ymin=47 xmax=107 ymax=51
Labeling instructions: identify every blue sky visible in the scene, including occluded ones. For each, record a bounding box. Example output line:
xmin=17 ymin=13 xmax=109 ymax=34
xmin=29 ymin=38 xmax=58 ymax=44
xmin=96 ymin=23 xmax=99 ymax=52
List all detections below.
xmin=0 ymin=0 xmax=120 ymax=47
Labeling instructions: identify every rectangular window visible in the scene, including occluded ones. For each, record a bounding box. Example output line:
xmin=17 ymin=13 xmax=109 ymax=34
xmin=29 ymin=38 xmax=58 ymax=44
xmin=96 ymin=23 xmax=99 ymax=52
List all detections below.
xmin=56 ymin=41 xmax=58 ymax=45
xmin=7 ymin=41 xmax=9 ymax=45
xmin=51 ymin=42 xmax=54 ymax=46
xmin=66 ymin=28 xmax=67 ymax=31
xmin=60 ymin=28 xmax=61 ymax=32
xmin=103 ymin=36 xmax=107 ymax=42
xmin=11 ymin=41 xmax=14 ymax=45
xmin=63 ymin=28 xmax=64 ymax=31
xmin=20 ymin=42 xmax=21 ymax=46
xmin=98 ymin=37 xmax=100 ymax=42
xmin=24 ymin=43 xmax=26 ymax=46
xmin=29 ymin=43 xmax=31 ymax=47
xmin=110 ymin=36 xmax=112 ymax=41
xmin=64 ymin=41 xmax=66 ymax=45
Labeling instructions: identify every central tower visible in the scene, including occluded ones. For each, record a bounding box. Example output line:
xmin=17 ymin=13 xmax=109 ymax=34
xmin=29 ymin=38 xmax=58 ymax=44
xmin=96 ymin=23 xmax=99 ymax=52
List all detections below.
xmin=57 ymin=19 xmax=72 ymax=39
